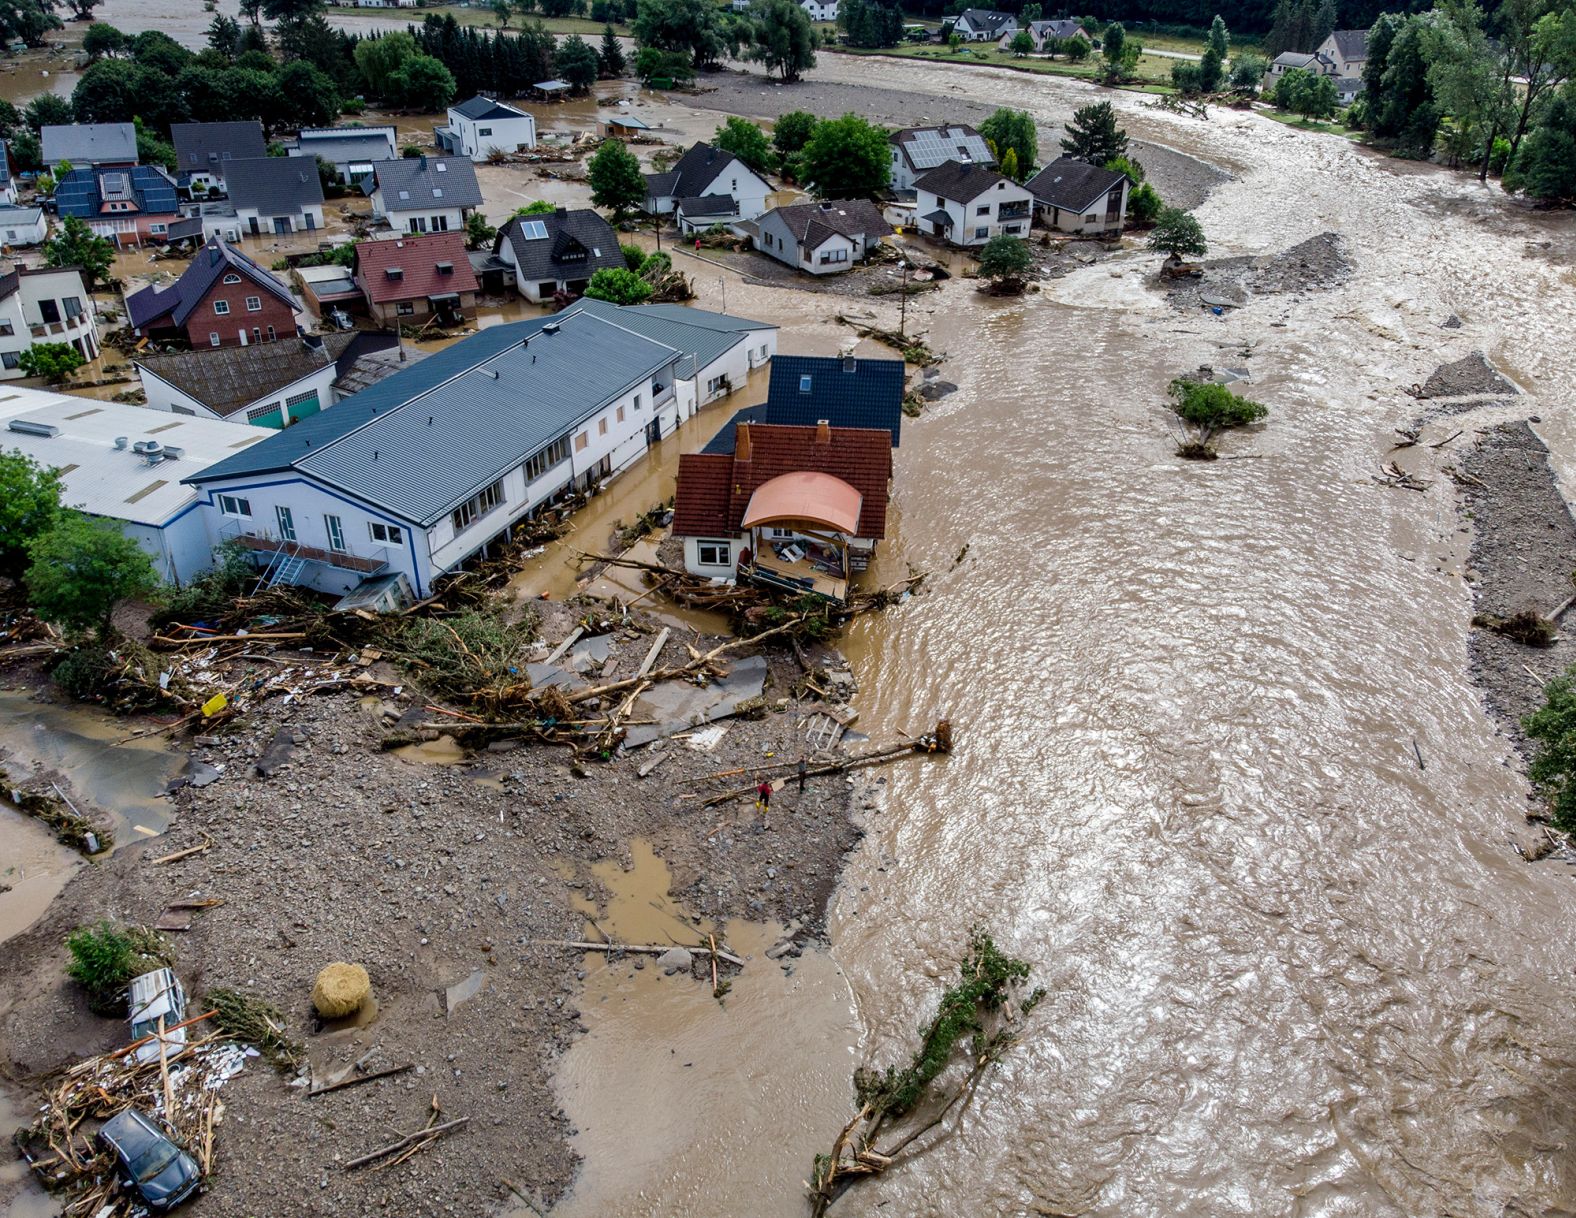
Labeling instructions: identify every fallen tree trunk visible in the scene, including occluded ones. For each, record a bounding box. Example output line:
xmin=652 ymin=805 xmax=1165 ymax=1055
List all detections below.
xmin=701 ymin=720 xmax=952 ymax=807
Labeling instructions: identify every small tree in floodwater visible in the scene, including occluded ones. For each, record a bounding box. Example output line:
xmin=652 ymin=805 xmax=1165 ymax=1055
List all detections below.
xmin=808 ymin=929 xmax=1044 ymax=1216
xmin=976 ymin=234 xmax=1034 ymax=294
xmin=1524 ymin=671 xmax=1576 ymax=833
xmin=1167 ymin=377 xmax=1267 ymax=459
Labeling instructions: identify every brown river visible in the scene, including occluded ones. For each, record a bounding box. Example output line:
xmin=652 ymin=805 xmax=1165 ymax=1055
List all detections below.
xmin=6 ymin=15 xmax=1576 ymax=1216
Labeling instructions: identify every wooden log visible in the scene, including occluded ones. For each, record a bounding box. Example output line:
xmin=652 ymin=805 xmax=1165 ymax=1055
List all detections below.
xmin=543 ymin=940 xmax=746 ymax=968
xmin=344 ymin=1117 xmax=470 ymax=1170
xmin=309 ymin=1062 xmax=414 ymax=1097
xmin=635 ymin=627 xmax=671 ymax=679
xmin=543 ymin=626 xmax=584 ymax=666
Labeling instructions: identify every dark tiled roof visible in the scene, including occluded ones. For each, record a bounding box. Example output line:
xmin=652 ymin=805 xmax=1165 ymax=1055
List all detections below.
xmin=223 ymin=157 xmax=325 ymax=216
xmin=645 ymin=142 xmax=753 ymax=201
xmin=171 ymin=122 xmax=267 ymax=174
xmin=1328 ymin=29 xmax=1368 ymax=59
xmin=355 ymin=231 xmax=479 ymax=304
xmin=700 ymin=403 xmax=768 ymax=453
xmin=673 ymin=422 xmax=892 ymax=539
xmin=125 ymin=237 xmax=296 ymax=330
xmin=1030 ymin=18 xmax=1084 ymax=39
xmin=763 ymin=198 xmax=892 ymax=250
xmin=371 ymin=156 xmax=482 ymax=211
xmin=451 ymin=95 xmax=527 ymax=121
xmin=493 ymin=208 xmax=624 ymax=284
xmin=1025 ymin=157 xmax=1127 ymax=212
xmin=764 ymin=355 xmax=904 ymax=446
xmin=914 ymin=159 xmax=1015 ymax=203
xmin=956 ymin=8 xmax=1013 ymax=29
xmin=137 ymin=331 xmax=357 ymax=416
xmin=165 ymin=216 xmax=205 ymax=243
xmin=677 ymin=194 xmax=737 ymax=217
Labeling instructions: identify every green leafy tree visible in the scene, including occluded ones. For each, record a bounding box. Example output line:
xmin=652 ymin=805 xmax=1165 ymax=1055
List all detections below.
xmin=1065 ymin=34 xmax=1090 ymax=61
xmin=1104 ymin=154 xmax=1144 ymax=183
xmin=588 ymin=138 xmax=647 ymax=216
xmin=1008 ymin=30 xmax=1033 ymax=55
xmin=515 ymin=199 xmax=557 ymax=215
xmin=633 ymin=0 xmax=731 ymax=68
xmin=976 ymin=233 xmax=1032 ymax=289
xmin=1167 ymin=378 xmax=1267 ymax=457
xmin=1425 ymin=0 xmax=1517 ymax=177
xmin=1266 ymin=0 xmax=1335 ymax=55
xmin=354 ymin=29 xmax=417 ymax=99
xmin=800 ymin=112 xmax=889 ymax=198
xmin=1369 ymin=13 xmax=1440 ymax=155
xmin=1524 ymin=667 xmax=1576 ymax=831
xmin=44 ymin=215 xmax=114 ymax=289
xmin=1501 ymin=4 xmax=1576 ymax=163
xmin=206 ymin=11 xmax=240 ymax=58
xmin=999 ymin=146 xmax=1018 ymax=178
xmin=979 ymin=107 xmax=1035 ymax=177
xmin=25 ymin=513 xmax=158 ymax=639
xmin=276 ymin=59 xmax=342 ymax=129
xmin=1020 ymin=3 xmax=1040 ymax=21
xmin=714 ymin=115 xmax=773 ymax=172
xmin=1127 ymin=181 xmax=1163 ymax=225
xmin=1061 ymin=101 xmax=1127 ymax=165
xmin=1148 ymin=207 xmax=1207 ymax=259
xmin=133 ymin=115 xmax=175 ymax=172
xmin=621 ymin=240 xmax=647 ymax=269
xmin=747 ymin=0 xmax=816 ymax=82
xmin=464 ymin=211 xmax=497 ymax=249
xmin=599 ymin=23 xmax=626 ymax=76
xmin=0 ymin=99 xmax=19 ymax=140
xmin=131 ymin=29 xmax=190 ymax=76
xmin=492 ymin=0 xmax=512 ymax=26
xmin=1229 ymin=52 xmax=1267 ymax=91
xmin=0 ymin=449 xmax=62 ymax=579
xmin=1504 ymin=83 xmax=1576 ymax=201
xmin=17 ymin=341 xmax=85 ymax=383
xmin=556 ymin=33 xmax=600 ymax=91
xmin=584 ymin=266 xmax=654 ymax=304
xmin=389 ymin=55 xmax=456 ymax=110
xmin=838 ymin=0 xmax=902 ymax=48
xmin=81 ymin=20 xmax=125 ymax=59
xmin=1172 ymin=61 xmax=1204 ymax=93
xmin=25 ymin=93 xmax=73 ymax=132
xmin=633 ymin=44 xmax=696 ymax=83
xmin=773 ymin=109 xmax=817 ymax=156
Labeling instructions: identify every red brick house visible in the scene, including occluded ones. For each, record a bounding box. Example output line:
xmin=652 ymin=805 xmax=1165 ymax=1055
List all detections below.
xmin=672 ymin=418 xmax=892 ymax=602
xmin=125 ymin=236 xmax=298 ymax=349
xmin=353 ymin=232 xmax=478 ymax=328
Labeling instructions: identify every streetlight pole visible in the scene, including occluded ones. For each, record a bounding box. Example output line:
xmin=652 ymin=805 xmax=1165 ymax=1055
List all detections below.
xmin=898 ymin=260 xmax=909 ymax=338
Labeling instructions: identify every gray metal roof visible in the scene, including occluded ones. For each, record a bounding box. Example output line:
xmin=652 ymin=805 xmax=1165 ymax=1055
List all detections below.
xmin=371 ymin=155 xmax=482 ymax=211
xmin=560 ymin=297 xmax=775 ymax=381
xmin=296 ymin=127 xmax=398 ymax=165
xmin=171 ymin=122 xmax=267 ymax=173
xmin=223 ymin=156 xmax=325 ymax=216
xmin=202 ymin=311 xmax=682 ymax=524
xmin=41 ymin=122 xmax=136 ymax=166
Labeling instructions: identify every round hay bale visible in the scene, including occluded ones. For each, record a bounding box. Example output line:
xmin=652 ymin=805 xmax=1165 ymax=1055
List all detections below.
xmin=312 ymin=963 xmax=370 ymax=1019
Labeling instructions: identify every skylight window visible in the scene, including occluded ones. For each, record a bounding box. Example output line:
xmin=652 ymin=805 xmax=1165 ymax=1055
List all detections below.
xmin=435 ymin=162 xmax=448 ymax=172
xmin=398 ymin=190 xmax=410 ymax=200
xmin=520 ymin=220 xmax=549 ymax=240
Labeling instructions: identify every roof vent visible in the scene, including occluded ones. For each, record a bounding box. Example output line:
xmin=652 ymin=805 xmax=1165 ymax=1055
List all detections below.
xmin=843 ymin=354 xmax=856 ymax=372
xmin=481 ymin=368 xmax=499 ymax=379
xmin=161 ymin=444 xmax=184 ymax=460
xmin=815 ymin=419 xmax=830 ymax=444
xmin=8 ymin=418 xmax=58 ymax=438
xmin=114 ymin=435 xmax=128 ymax=449
xmin=542 ymin=322 xmax=560 ymax=335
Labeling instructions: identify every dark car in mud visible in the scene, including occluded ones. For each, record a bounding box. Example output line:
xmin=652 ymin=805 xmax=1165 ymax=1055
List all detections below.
xmin=97 ymin=1108 xmax=201 ymax=1211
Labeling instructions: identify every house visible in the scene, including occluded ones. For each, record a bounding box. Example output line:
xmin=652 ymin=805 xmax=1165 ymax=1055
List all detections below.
xmin=435 ymin=95 xmax=537 ymax=161
xmin=889 ymin=124 xmax=996 ymax=193
xmin=0 ymin=205 xmax=47 ymax=246
xmin=558 ymin=296 xmax=777 ymax=412
xmin=54 ymin=165 xmax=180 ymax=248
xmin=1267 ymin=49 xmax=1334 ymax=79
xmin=672 ymin=418 xmax=892 ymax=601
xmin=598 ymin=113 xmax=652 ymax=140
xmin=294 ymin=261 xmax=366 ymax=322
xmin=492 ymin=208 xmax=626 ymax=304
xmin=707 ymin=353 xmax=903 ymax=454
xmin=222 ymin=157 xmax=326 ymax=237
xmin=1024 ymin=157 xmax=1129 ymax=236
xmin=290 ymin=125 xmax=398 ymax=185
xmin=801 ymin=0 xmax=837 ymax=19
xmin=675 ymin=194 xmax=742 ymax=234
xmin=41 ymin=122 xmax=137 ymax=170
xmin=1266 ymin=44 xmax=1363 ymax=100
xmin=644 ymin=142 xmax=771 ymax=223
xmin=0 ymin=265 xmax=100 ymax=373
xmin=135 ymin=331 xmax=385 ymax=426
xmin=0 ymin=387 xmax=272 ymax=584
xmin=951 ymin=8 xmax=1016 ymax=40
xmin=753 ymin=199 xmax=892 ymax=275
xmin=125 ymin=236 xmax=299 ymax=348
xmin=365 ymin=155 xmax=482 ymax=235
xmin=170 ymin=121 xmax=267 ymax=197
xmin=1318 ymin=28 xmax=1369 ymax=78
xmin=354 ymin=230 xmax=479 ymax=327
xmin=1009 ymin=17 xmax=1086 ymax=51
xmin=914 ymin=160 xmax=1033 ymax=247
xmin=0 ymin=141 xmax=16 ymax=205
xmin=181 ymin=310 xmax=697 ymax=602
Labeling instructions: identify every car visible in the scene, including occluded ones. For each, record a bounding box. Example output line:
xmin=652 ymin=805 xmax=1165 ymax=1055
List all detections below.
xmin=128 ymin=968 xmax=187 ymax=1066
xmin=97 ymin=1108 xmax=201 ymax=1211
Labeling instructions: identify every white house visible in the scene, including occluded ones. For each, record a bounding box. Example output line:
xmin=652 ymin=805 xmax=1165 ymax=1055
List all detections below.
xmin=913 ymin=160 xmax=1033 ymax=248
xmin=181 ymin=312 xmax=699 ymax=602
xmin=366 ymin=155 xmax=483 ymax=235
xmin=136 ymin=332 xmax=367 ymax=427
xmin=0 ymin=388 xmax=271 ymax=585
xmin=0 ymin=205 xmax=47 ymax=247
xmin=889 ymin=124 xmax=995 ymax=193
xmin=0 ymin=266 xmax=100 ymax=375
xmin=951 ymin=8 xmax=1016 ymax=40
xmin=223 ymin=157 xmax=326 ymax=237
xmin=492 ymin=208 xmax=628 ymax=304
xmin=291 ymin=126 xmax=399 ymax=186
xmin=435 ymin=96 xmax=537 ymax=161
xmin=753 ymin=199 xmax=892 ymax=275
xmin=644 ymin=142 xmax=771 ymax=223
xmin=801 ymin=0 xmax=837 ymax=19
xmin=1024 ymin=158 xmax=1129 ymax=236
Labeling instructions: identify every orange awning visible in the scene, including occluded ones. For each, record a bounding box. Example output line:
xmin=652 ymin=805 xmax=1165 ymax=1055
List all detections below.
xmin=742 ymin=471 xmax=862 ymax=535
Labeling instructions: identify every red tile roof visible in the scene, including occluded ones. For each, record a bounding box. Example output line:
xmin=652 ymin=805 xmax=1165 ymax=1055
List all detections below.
xmin=673 ymin=422 xmax=892 ymax=539
xmin=354 ymin=232 xmax=478 ymax=305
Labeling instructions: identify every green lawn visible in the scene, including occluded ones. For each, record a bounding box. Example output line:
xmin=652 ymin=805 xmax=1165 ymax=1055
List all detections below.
xmin=829 ymin=43 xmax=1180 ymax=87
xmin=1258 ymin=107 xmax=1361 ymax=140
xmin=325 ymin=5 xmax=627 ymax=35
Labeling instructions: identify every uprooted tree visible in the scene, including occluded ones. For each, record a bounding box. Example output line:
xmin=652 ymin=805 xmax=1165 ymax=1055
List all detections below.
xmin=1167 ymin=377 xmax=1267 ymax=459
xmin=808 ymin=929 xmax=1044 ymax=1216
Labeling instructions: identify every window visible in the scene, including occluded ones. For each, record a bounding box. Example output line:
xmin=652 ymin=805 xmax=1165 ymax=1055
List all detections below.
xmin=478 ymin=126 xmax=492 ymax=136
xmin=524 ymin=436 xmax=569 ymax=481
xmin=697 ymin=540 xmax=732 ymax=566
xmin=706 ymin=375 xmax=728 ymax=395
xmin=37 ymin=299 xmax=59 ymax=324
xmin=62 ymin=296 xmax=82 ymax=319
xmin=267 ymin=326 xmax=276 ymax=340
xmin=574 ymin=432 xmax=588 ymax=452
xmin=617 ymin=405 xmax=626 ymax=423
xmin=818 ymin=248 xmax=849 ymax=265
xmin=408 ymin=217 xmax=427 ymax=234
xmin=974 ymin=227 xmax=989 ymax=240
xmin=150 ymin=224 xmax=166 ymax=235
xmin=213 ymin=299 xmax=230 ymax=315
xmin=0 ymin=320 xmax=13 ymax=336
xmin=209 ymin=332 xmax=221 ymax=347
xmin=218 ymin=494 xmax=252 ymax=517
xmin=247 ymin=401 xmax=281 ymax=422
xmin=799 ymin=375 xmax=812 ymax=393
xmin=245 ymin=296 xmax=262 ymax=312
xmin=369 ymin=521 xmax=403 ymax=545
xmin=633 ymin=393 xmax=642 ymax=411
xmin=325 ymin=514 xmax=346 ymax=551
xmin=275 ymin=505 xmax=296 ymax=541
xmin=0 ymin=351 xmax=17 ymax=370
xmin=1084 ymin=214 xmax=1096 ymax=224
xmin=222 ymin=273 xmax=242 ymax=285
xmin=598 ymin=417 xmax=608 ymax=436
xmin=431 ymin=215 xmax=449 ymax=232
xmin=396 ymin=302 xmax=415 ymax=316
xmin=976 ymin=204 xmax=989 ymax=215
xmin=285 ymin=390 xmax=318 ymax=408
xmin=450 ymin=479 xmax=504 ymax=532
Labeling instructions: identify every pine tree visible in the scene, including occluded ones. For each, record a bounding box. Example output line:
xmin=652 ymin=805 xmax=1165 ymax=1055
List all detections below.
xmin=599 ymin=23 xmax=626 ymax=76
xmin=1060 ymin=101 xmax=1128 ymax=165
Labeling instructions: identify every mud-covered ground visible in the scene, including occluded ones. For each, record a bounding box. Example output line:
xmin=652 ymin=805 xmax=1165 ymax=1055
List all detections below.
xmin=0 ymin=604 xmax=867 ymax=1217
xmin=1165 ymin=231 xmax=1355 ymax=311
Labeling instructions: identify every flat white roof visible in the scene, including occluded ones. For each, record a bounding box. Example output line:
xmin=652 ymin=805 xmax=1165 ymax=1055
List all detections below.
xmin=0 ymin=387 xmax=271 ymax=528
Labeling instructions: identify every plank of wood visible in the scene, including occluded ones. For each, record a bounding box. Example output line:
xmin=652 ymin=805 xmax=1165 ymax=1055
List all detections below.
xmin=543 ymin=627 xmax=584 ymax=666
xmin=546 ymin=940 xmax=746 ymax=968
xmin=636 ymin=750 xmax=672 ymax=779
xmin=635 ymin=627 xmax=671 ymax=679
xmin=309 ymin=1062 xmax=414 ymax=1097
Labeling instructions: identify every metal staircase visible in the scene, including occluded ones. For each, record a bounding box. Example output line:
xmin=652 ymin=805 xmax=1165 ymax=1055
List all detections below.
xmin=252 ymin=541 xmax=305 ymax=595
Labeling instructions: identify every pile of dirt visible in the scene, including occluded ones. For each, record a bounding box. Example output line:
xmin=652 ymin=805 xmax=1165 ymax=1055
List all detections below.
xmin=1421 ymin=352 xmax=1520 ymax=399
xmin=1166 ymin=232 xmax=1352 ymax=311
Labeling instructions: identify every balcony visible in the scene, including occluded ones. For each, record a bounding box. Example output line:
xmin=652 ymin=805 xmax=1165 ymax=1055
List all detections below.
xmin=997 ymin=203 xmax=1031 ymax=222
xmin=30 ymin=313 xmax=93 ymax=340
xmin=234 ymin=533 xmax=388 ymax=575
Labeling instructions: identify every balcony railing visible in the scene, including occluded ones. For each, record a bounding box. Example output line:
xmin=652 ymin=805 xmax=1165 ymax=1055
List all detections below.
xmin=30 ymin=314 xmax=91 ymax=339
xmin=234 ymin=532 xmax=389 ymax=575
xmin=997 ymin=204 xmax=1031 ymax=221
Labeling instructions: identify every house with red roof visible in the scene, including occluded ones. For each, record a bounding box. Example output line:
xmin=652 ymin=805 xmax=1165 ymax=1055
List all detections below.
xmin=353 ymin=232 xmax=478 ymax=327
xmin=671 ymin=417 xmax=892 ymax=602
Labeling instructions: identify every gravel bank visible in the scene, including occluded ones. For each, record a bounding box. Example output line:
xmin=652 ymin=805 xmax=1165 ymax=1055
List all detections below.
xmin=1167 ymin=231 xmax=1354 ymax=311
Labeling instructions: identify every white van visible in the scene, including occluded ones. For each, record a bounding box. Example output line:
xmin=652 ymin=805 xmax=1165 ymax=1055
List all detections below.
xmin=128 ymin=969 xmax=188 ymax=1066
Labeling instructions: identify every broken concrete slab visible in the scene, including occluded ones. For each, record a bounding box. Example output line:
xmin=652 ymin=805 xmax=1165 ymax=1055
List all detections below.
xmin=622 ymin=656 xmax=768 ymax=748
xmin=254 ymin=729 xmax=295 ymax=778
xmin=525 ymin=663 xmax=588 ymax=692
xmin=165 ymin=756 xmax=223 ymax=794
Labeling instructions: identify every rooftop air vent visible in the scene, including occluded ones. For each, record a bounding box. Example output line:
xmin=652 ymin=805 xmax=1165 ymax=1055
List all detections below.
xmin=8 ymin=419 xmax=58 ymax=437
xmin=161 ymin=444 xmax=185 ymax=460
xmin=542 ymin=322 xmax=560 ymax=335
xmin=114 ymin=435 xmax=128 ymax=449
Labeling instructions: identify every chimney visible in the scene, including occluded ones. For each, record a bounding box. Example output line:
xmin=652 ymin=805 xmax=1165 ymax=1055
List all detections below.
xmin=842 ymin=353 xmax=856 ymax=373
xmin=815 ymin=419 xmax=830 ymax=445
xmin=735 ymin=421 xmax=752 ymax=462
xmin=419 ymin=154 xmax=428 ymax=171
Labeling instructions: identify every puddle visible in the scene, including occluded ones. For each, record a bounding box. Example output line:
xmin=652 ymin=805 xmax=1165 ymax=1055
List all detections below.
xmin=391 ymin=736 xmax=472 ymax=766
xmin=567 ymin=838 xmax=713 ymax=945
xmin=0 ymin=800 xmax=80 ymax=947
xmin=0 ymin=1082 xmax=53 ymax=1218
xmin=319 ymin=993 xmax=382 ymax=1038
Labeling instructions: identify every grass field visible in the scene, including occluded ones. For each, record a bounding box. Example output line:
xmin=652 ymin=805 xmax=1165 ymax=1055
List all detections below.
xmin=829 ymin=42 xmax=1182 ymax=88
xmin=325 ymin=5 xmax=628 ymax=35
xmin=1259 ymin=107 xmax=1361 ymax=139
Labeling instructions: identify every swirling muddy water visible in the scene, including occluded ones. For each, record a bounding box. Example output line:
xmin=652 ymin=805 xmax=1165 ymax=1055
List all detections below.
xmin=542 ymin=59 xmax=1576 ymax=1218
